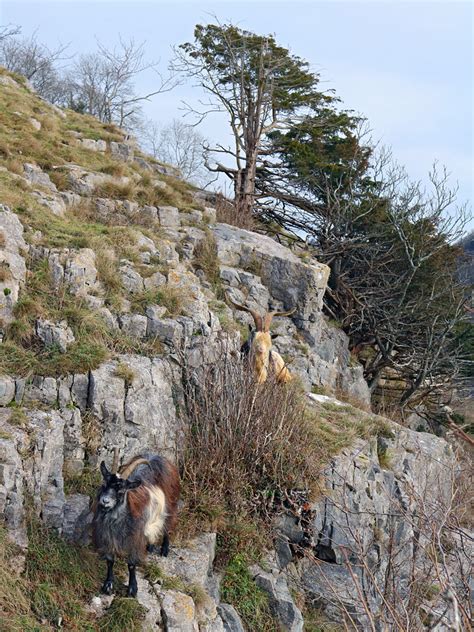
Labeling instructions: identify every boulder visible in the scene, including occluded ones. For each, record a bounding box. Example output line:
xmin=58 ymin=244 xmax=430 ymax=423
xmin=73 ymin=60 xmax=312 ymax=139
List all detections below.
xmin=23 ymin=163 xmax=57 ymax=191
xmin=0 ymin=204 xmax=27 ymax=325
xmin=110 ymin=141 xmax=134 ymax=162
xmin=31 ymin=190 xmax=66 ymax=216
xmin=79 ymin=138 xmax=106 ymax=152
xmin=218 ymin=604 xmax=245 ymax=632
xmin=251 ymin=562 xmax=304 ymax=632
xmin=158 ymin=206 xmax=180 ymax=228
xmin=160 ymin=590 xmax=198 ymax=632
xmin=143 ymin=270 xmax=166 ymax=290
xmin=118 ymin=313 xmax=148 ymax=339
xmin=119 ymin=261 xmax=144 ymax=294
xmin=36 ymin=318 xmax=75 ymax=352
xmin=63 ymin=248 xmax=101 ymax=296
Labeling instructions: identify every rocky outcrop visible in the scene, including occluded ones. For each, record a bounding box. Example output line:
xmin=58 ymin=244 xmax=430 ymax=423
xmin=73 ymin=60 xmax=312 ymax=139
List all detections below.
xmin=0 ymin=204 xmax=27 ymax=327
xmin=269 ymin=402 xmax=472 ymax=631
xmin=36 ymin=318 xmax=75 ymax=352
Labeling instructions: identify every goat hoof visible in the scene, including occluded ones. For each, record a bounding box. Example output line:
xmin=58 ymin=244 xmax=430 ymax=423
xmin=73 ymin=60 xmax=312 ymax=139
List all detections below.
xmin=101 ymin=581 xmax=114 ymax=595
xmin=160 ymin=544 xmax=169 ymax=557
xmin=126 ymin=586 xmax=138 ymax=598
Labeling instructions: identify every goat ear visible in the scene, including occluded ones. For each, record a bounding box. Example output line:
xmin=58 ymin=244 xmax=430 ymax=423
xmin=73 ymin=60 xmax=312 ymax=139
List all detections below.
xmin=100 ymin=461 xmax=111 ymax=481
xmin=125 ymin=479 xmax=141 ymax=490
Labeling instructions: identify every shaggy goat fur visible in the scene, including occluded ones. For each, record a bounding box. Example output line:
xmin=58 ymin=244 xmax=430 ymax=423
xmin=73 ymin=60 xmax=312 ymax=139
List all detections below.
xmin=227 ymin=293 xmax=295 ymax=384
xmin=92 ymin=453 xmax=180 ymax=597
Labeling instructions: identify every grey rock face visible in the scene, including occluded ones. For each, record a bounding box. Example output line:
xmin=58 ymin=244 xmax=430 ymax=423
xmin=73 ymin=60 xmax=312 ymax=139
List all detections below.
xmin=0 ymin=375 xmax=15 ymax=406
xmin=88 ymin=355 xmax=178 ymax=463
xmin=218 ymin=604 xmax=245 ymax=632
xmin=298 ymin=420 xmax=465 ymax=630
xmin=213 ymin=223 xmax=329 ymax=323
xmin=36 ymin=318 xmax=75 ymax=352
xmin=158 ymin=206 xmax=180 ymax=228
xmin=251 ymin=562 xmax=304 ymax=632
xmin=23 ymin=163 xmax=57 ymax=191
xmin=135 ymin=571 xmax=163 ymax=630
xmin=62 ymin=407 xmax=85 ymax=476
xmin=158 ymin=533 xmax=217 ymax=592
xmin=0 ymin=204 xmax=27 ymax=325
xmin=62 ymin=494 xmax=90 ymax=541
xmin=160 ymin=590 xmax=198 ymax=632
xmin=0 ymin=410 xmax=28 ymax=547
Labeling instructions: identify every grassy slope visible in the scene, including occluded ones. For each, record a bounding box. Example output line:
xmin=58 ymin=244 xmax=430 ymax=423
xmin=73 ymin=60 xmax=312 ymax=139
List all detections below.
xmin=0 ymin=67 xmax=198 ymax=378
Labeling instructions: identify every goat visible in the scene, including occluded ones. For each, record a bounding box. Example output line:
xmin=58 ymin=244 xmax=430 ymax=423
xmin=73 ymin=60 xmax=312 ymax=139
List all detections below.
xmin=92 ymin=453 xmax=180 ymax=598
xmin=226 ymin=293 xmax=295 ymax=384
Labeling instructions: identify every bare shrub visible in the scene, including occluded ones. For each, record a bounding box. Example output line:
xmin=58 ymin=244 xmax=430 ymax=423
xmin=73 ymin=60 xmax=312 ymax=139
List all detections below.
xmin=178 ymin=350 xmax=322 ymax=541
xmin=297 ymin=444 xmax=473 ymax=631
xmin=214 ymin=193 xmax=255 ymax=231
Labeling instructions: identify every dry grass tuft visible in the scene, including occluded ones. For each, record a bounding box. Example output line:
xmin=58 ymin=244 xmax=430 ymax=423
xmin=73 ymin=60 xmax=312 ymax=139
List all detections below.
xmin=214 ymin=194 xmax=255 ymax=231
xmin=193 ymin=230 xmax=222 ymax=296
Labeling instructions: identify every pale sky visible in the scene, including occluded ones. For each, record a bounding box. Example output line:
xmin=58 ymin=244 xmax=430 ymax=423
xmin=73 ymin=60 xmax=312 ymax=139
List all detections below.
xmin=1 ymin=0 xmax=473 ymax=225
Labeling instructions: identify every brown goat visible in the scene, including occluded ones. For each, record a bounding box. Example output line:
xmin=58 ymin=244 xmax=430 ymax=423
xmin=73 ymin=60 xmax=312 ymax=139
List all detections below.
xmin=92 ymin=453 xmax=180 ymax=597
xmin=226 ymin=293 xmax=295 ymax=384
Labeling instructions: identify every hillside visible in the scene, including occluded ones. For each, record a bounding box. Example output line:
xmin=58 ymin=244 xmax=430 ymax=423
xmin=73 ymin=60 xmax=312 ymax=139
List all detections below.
xmin=0 ymin=68 xmax=471 ymax=631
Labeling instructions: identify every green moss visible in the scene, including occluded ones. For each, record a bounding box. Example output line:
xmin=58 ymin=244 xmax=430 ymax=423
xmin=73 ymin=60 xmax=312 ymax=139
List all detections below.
xmin=98 ymin=598 xmax=146 ymax=632
xmin=221 ymin=553 xmax=276 ymax=631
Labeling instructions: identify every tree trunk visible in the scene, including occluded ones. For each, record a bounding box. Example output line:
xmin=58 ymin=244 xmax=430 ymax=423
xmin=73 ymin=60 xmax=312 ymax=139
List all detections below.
xmin=234 ymin=151 xmax=258 ymax=220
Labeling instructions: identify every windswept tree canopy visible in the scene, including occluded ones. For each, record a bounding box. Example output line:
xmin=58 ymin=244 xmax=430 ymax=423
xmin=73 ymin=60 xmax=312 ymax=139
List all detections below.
xmin=175 ymin=23 xmax=334 ymax=217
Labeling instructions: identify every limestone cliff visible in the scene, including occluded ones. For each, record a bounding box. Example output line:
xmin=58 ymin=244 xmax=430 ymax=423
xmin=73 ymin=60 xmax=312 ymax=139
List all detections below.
xmin=0 ymin=69 xmax=470 ymax=631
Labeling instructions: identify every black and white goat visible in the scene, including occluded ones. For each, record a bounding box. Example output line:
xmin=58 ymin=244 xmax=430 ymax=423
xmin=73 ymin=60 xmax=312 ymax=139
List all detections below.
xmin=92 ymin=453 xmax=180 ymax=597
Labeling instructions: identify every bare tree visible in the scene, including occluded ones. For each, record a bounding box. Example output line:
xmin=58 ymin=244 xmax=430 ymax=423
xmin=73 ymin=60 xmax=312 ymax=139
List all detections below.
xmin=67 ymin=37 xmax=177 ymax=130
xmin=141 ymin=118 xmax=211 ymax=186
xmin=0 ymin=31 xmax=69 ymax=100
xmin=0 ymin=24 xmax=21 ymax=43
xmin=258 ymin=117 xmax=472 ymax=409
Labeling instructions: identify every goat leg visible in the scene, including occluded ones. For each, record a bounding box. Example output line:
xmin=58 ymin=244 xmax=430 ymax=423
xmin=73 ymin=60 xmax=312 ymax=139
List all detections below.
xmin=101 ymin=558 xmax=115 ymax=595
xmin=127 ymin=562 xmax=138 ymax=598
xmin=160 ymin=532 xmax=170 ymax=557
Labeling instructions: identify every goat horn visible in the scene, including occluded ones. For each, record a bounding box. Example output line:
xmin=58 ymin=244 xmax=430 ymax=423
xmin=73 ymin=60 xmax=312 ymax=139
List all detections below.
xmin=111 ymin=447 xmax=120 ymax=474
xmin=225 ymin=291 xmax=263 ymax=331
xmin=263 ymin=307 xmax=296 ymax=332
